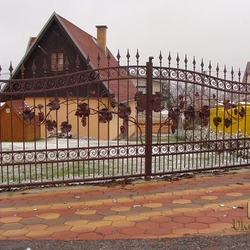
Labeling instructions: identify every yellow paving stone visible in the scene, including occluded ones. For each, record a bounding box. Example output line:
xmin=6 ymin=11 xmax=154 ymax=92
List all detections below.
xmin=172 ymin=207 xmax=194 ymax=213
xmin=228 ymin=184 xmax=249 ymax=188
xmin=64 ymin=220 xmax=88 ymax=226
xmin=152 ymin=193 xmax=165 ymax=199
xmin=116 ymin=197 xmax=134 ymax=203
xmin=144 ymin=194 xmax=162 ymax=200
xmin=38 ymin=213 xmax=61 ymax=219
xmin=154 ymin=193 xmax=174 ymax=198
xmin=83 ymin=200 xmax=104 ymax=206
xmin=141 ymin=211 xmax=162 ymax=217
xmin=110 ymin=206 xmax=131 ymax=212
xmin=103 ymin=215 xmax=127 ymax=221
xmin=172 ymin=199 xmax=192 ymax=204
xmin=2 ymin=229 xmax=29 ymax=237
xmin=203 ymin=203 xmax=224 ymax=209
xmin=200 ymin=196 xmax=219 ymax=200
xmin=87 ymin=220 xmax=112 ymax=227
xmin=226 ymin=192 xmax=243 ymax=197
xmin=30 ymin=205 xmax=52 ymax=210
xmin=23 ymin=224 xmax=48 ymax=231
xmin=126 ymin=215 xmax=149 ymax=222
xmin=50 ymin=203 xmax=70 ymax=209
xmin=46 ymin=224 xmax=72 ymax=232
xmin=25 ymin=229 xmax=53 ymax=238
xmin=0 ymin=207 xmax=18 ymax=212
xmin=75 ymin=209 xmax=97 ymax=215
xmin=9 ymin=204 xmax=51 ymax=213
xmin=143 ymin=203 xmax=163 ymax=208
xmin=0 ymin=216 xmax=22 ymax=223
xmin=70 ymin=224 xmax=96 ymax=233
xmin=130 ymin=195 xmax=148 ymax=201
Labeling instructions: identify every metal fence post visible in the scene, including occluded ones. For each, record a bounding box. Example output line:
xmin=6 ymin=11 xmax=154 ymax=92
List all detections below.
xmin=145 ymin=57 xmax=153 ymax=179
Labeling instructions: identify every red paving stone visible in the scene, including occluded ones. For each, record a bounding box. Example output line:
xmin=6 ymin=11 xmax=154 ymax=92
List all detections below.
xmin=0 ymin=170 xmax=250 ymax=240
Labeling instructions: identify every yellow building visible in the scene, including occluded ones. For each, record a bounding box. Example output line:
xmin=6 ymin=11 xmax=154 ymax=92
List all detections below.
xmin=210 ymin=103 xmax=250 ymax=135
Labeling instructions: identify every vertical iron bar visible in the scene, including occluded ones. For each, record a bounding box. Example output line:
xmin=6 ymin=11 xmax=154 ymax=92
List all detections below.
xmin=145 ymin=57 xmax=153 ymax=179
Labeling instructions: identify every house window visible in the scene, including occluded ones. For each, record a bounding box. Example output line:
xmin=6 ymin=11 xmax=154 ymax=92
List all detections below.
xmin=51 ymin=52 xmax=64 ymax=71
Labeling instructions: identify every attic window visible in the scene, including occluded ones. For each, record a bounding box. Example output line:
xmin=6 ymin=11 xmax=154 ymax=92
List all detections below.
xmin=51 ymin=52 xmax=64 ymax=71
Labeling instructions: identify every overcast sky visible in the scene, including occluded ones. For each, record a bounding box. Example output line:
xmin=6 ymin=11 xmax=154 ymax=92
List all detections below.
xmin=1 ymin=0 xmax=250 ymax=79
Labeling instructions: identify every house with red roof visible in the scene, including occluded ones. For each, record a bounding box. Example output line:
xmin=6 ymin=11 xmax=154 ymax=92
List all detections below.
xmin=2 ymin=12 xmax=138 ymax=140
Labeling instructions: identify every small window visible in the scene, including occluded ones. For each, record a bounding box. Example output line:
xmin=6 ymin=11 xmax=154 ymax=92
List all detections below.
xmin=51 ymin=52 xmax=64 ymax=71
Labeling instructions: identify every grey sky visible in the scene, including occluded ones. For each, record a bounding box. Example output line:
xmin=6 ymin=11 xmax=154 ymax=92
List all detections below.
xmin=0 ymin=0 xmax=250 ymax=79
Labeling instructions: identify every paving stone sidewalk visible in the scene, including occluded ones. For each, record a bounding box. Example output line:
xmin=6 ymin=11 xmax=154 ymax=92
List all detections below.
xmin=0 ymin=170 xmax=250 ymax=241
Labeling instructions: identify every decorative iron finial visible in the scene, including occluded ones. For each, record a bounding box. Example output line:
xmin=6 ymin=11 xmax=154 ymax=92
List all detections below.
xmin=176 ymin=53 xmax=180 ymax=67
xmin=97 ymin=53 xmax=101 ymax=67
xmin=86 ymin=55 xmax=91 ymax=69
xmin=223 ymin=65 xmax=227 ymax=79
xmin=238 ymin=68 xmax=241 ymax=82
xmin=231 ymin=67 xmax=234 ymax=80
xmin=20 ymin=63 xmax=25 ymax=79
xmin=53 ymin=61 xmax=58 ymax=73
xmin=9 ymin=61 xmax=13 ymax=77
xmin=168 ymin=52 xmax=171 ymax=67
xmin=107 ymin=52 xmax=111 ymax=67
xmin=65 ymin=56 xmax=69 ymax=73
xmin=126 ymin=49 xmax=130 ymax=64
xmin=200 ymin=59 xmax=204 ymax=72
xmin=208 ymin=61 xmax=212 ymax=74
xmin=43 ymin=58 xmax=48 ymax=76
xmin=107 ymin=52 xmax=111 ymax=61
xmin=116 ymin=50 xmax=121 ymax=64
xmin=193 ymin=56 xmax=196 ymax=71
xmin=136 ymin=49 xmax=140 ymax=64
xmin=159 ymin=51 xmax=163 ymax=64
xmin=184 ymin=54 xmax=188 ymax=69
xmin=216 ymin=64 xmax=219 ymax=72
xmin=75 ymin=54 xmax=80 ymax=71
xmin=32 ymin=60 xmax=37 ymax=77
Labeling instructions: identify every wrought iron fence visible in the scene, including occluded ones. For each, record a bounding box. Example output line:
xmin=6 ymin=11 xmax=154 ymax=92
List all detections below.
xmin=0 ymin=52 xmax=250 ymax=188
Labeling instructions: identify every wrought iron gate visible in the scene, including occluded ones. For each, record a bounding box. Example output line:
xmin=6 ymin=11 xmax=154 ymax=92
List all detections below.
xmin=0 ymin=53 xmax=250 ymax=188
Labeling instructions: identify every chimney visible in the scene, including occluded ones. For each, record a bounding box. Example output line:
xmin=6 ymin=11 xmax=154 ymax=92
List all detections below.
xmin=96 ymin=25 xmax=108 ymax=54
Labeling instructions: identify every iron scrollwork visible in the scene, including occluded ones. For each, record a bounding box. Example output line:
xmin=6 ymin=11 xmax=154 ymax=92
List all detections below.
xmin=22 ymin=92 xmax=138 ymax=139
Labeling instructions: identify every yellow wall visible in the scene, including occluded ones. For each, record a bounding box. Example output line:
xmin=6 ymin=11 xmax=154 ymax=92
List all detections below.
xmin=26 ymin=97 xmax=137 ymax=140
xmin=135 ymin=119 xmax=170 ymax=134
xmin=210 ymin=103 xmax=250 ymax=135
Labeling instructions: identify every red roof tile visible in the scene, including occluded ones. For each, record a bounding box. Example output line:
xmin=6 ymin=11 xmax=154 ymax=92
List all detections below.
xmin=56 ymin=14 xmax=136 ymax=102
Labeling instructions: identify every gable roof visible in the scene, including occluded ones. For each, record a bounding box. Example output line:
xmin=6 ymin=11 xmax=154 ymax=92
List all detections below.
xmin=4 ymin=99 xmax=29 ymax=115
xmin=12 ymin=12 xmax=136 ymax=102
xmin=1 ymin=99 xmax=39 ymax=124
